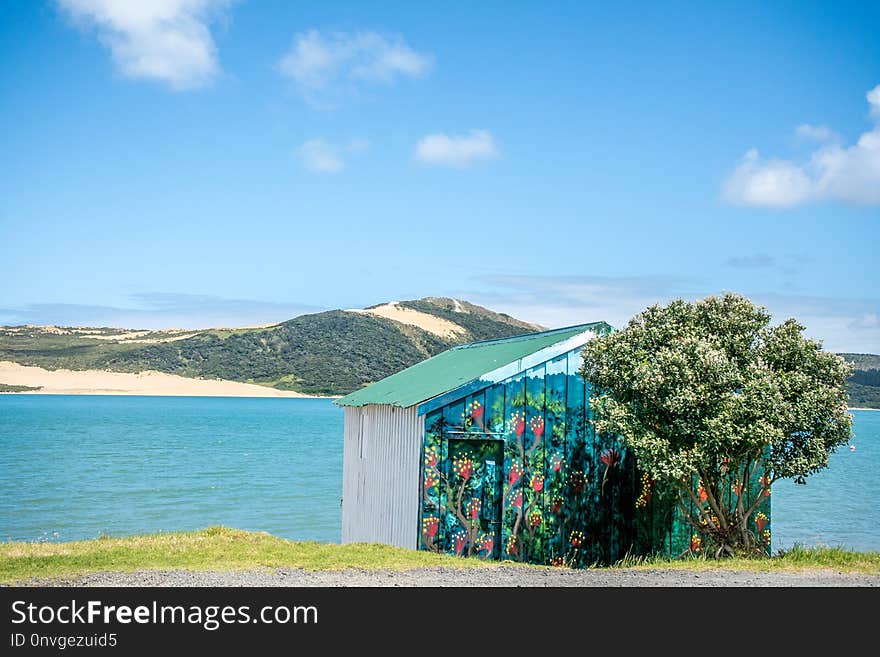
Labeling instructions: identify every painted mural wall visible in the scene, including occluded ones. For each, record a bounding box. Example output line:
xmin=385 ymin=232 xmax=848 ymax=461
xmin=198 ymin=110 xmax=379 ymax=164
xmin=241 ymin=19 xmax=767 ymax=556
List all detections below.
xmin=418 ymin=347 xmax=771 ymax=566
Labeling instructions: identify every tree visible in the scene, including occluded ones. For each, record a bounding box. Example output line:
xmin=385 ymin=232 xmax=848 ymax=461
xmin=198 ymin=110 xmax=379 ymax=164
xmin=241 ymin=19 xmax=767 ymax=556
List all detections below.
xmin=581 ymin=293 xmax=852 ymax=557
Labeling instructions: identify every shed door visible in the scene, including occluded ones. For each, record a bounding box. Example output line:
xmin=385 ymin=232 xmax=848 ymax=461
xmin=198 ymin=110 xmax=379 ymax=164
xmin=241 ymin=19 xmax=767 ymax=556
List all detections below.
xmin=447 ymin=439 xmax=503 ymax=559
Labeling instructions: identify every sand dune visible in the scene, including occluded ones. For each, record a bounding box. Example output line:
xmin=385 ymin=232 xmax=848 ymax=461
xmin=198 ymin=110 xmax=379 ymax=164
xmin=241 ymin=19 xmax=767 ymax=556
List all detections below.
xmin=346 ymin=302 xmax=466 ymax=339
xmin=0 ymin=362 xmax=315 ymax=398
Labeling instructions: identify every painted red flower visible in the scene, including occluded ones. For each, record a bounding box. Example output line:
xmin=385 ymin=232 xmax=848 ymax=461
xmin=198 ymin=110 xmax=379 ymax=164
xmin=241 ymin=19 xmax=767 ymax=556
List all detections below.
xmin=551 ymin=453 xmax=564 ymax=472
xmin=480 ymin=535 xmax=494 ymax=556
xmin=510 ymin=411 xmax=525 ymax=438
xmin=755 ymin=512 xmax=768 ymax=534
xmin=690 ymin=534 xmax=702 ymax=553
xmin=569 ymin=530 xmax=585 ymax=548
xmin=468 ymin=498 xmax=481 ymax=520
xmin=424 ymin=472 xmax=437 ymax=490
xmin=529 ymin=416 xmax=544 ymax=438
xmin=423 ymin=516 xmax=439 ymax=539
xmin=509 ymin=490 xmax=523 ymax=509
xmin=698 ymin=485 xmax=708 ymax=504
xmin=531 ymin=475 xmax=544 ymax=493
xmin=599 ymin=449 xmax=620 ymax=468
xmin=506 ymin=536 xmax=518 ymax=556
xmin=508 ymin=461 xmax=522 ymax=486
xmin=453 ymin=455 xmax=473 ymax=481
xmin=552 ymin=496 xmax=564 ymax=515
xmin=424 ymin=447 xmax=439 ymax=468
xmin=470 ymin=401 xmax=484 ymax=421
xmin=453 ymin=532 xmax=467 ymax=555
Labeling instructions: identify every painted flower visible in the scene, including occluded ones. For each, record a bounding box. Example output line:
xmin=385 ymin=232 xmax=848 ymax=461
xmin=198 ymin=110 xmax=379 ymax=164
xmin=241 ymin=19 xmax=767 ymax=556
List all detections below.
xmin=452 ymin=455 xmax=473 ymax=481
xmin=569 ymin=470 xmax=585 ymax=494
xmin=550 ymin=452 xmax=564 ymax=473
xmin=761 ymin=474 xmax=771 ymax=495
xmin=453 ymin=530 xmax=468 ymax=555
xmin=529 ymin=416 xmax=545 ymax=439
xmin=569 ymin=530 xmax=585 ymax=548
xmin=506 ymin=535 xmax=519 ymax=556
xmin=424 ymin=446 xmax=439 ymax=468
xmin=550 ymin=556 xmax=566 ymax=567
xmin=423 ymin=472 xmax=437 ymax=490
xmin=468 ymin=497 xmax=481 ymax=520
xmin=635 ymin=472 xmax=653 ymax=509
xmin=508 ymin=461 xmax=523 ymax=486
xmin=531 ymin=474 xmax=544 ymax=493
xmin=698 ymin=484 xmax=708 ymax=504
xmin=479 ymin=534 xmax=495 ymax=556
xmin=755 ymin=512 xmax=768 ymax=534
xmin=552 ymin=496 xmax=564 ymax=515
xmin=510 ymin=411 xmax=526 ymax=438
xmin=422 ymin=516 xmax=439 ymax=540
xmin=600 ymin=448 xmax=620 ymax=468
xmin=529 ymin=511 xmax=542 ymax=528
xmin=733 ymin=480 xmax=743 ymax=498
xmin=509 ymin=490 xmax=523 ymax=510
xmin=762 ymin=529 xmax=771 ymax=546
xmin=469 ymin=400 xmax=484 ymax=421
xmin=690 ymin=534 xmax=702 ymax=553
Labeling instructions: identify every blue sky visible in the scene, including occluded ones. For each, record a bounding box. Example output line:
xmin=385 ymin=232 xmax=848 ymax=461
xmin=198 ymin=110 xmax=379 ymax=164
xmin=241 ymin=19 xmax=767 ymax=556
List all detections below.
xmin=1 ymin=1 xmax=878 ymax=351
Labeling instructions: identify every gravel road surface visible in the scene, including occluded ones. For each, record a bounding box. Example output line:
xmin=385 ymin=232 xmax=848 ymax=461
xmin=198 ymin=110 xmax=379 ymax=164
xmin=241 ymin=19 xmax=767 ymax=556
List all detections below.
xmin=15 ymin=567 xmax=879 ymax=587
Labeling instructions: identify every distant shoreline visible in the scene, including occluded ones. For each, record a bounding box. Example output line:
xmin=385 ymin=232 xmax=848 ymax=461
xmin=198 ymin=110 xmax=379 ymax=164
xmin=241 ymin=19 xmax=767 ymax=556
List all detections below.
xmin=0 ymin=361 xmax=332 ymax=399
xmin=850 ymin=407 xmax=879 ymax=411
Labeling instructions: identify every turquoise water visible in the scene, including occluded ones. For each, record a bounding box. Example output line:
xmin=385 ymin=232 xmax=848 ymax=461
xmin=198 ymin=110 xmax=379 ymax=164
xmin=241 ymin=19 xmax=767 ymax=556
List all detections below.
xmin=0 ymin=396 xmax=877 ymax=551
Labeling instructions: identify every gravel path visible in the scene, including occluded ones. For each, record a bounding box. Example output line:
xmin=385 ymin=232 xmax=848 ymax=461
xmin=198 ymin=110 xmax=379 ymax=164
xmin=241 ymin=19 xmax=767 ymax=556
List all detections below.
xmin=17 ymin=566 xmax=880 ymax=587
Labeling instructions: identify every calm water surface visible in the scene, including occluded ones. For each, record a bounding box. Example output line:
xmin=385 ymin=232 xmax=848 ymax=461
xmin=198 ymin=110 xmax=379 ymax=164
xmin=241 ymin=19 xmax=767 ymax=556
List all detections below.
xmin=0 ymin=396 xmax=877 ymax=551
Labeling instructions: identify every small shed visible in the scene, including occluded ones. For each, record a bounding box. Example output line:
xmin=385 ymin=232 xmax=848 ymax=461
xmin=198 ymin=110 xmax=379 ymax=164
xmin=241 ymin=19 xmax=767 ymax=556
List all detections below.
xmin=336 ymin=323 xmax=769 ymax=566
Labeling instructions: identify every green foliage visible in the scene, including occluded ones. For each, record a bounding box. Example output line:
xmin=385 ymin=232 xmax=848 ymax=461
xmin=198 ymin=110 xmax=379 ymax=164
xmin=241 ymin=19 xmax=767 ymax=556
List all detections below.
xmin=0 ymin=383 xmax=41 ymax=392
xmin=847 ymin=383 xmax=880 ymax=408
xmin=0 ymin=299 xmax=537 ymax=396
xmin=582 ymin=293 xmax=853 ymax=556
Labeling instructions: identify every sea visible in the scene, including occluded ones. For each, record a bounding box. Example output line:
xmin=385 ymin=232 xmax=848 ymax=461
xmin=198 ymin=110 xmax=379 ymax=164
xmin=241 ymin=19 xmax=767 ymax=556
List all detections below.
xmin=0 ymin=396 xmax=877 ymax=552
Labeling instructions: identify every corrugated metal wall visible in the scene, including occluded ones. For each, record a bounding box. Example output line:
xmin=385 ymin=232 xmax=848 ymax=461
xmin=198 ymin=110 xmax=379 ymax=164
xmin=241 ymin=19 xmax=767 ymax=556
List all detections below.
xmin=341 ymin=404 xmax=423 ymax=549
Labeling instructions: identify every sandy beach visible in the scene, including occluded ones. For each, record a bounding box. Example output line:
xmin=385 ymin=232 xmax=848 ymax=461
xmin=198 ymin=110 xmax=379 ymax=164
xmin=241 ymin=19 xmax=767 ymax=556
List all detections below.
xmin=0 ymin=361 xmax=317 ymax=397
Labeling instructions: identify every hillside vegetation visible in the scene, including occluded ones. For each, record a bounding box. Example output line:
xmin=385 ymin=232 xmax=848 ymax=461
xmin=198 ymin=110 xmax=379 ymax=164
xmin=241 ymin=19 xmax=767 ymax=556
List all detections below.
xmin=2 ymin=304 xmax=876 ymax=403
xmin=840 ymin=353 xmax=880 ymax=409
xmin=0 ymin=298 xmax=540 ymax=396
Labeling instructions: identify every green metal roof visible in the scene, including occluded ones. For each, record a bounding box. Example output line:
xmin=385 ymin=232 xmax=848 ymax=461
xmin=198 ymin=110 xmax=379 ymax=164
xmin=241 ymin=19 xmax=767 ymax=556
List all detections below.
xmin=336 ymin=322 xmax=610 ymax=408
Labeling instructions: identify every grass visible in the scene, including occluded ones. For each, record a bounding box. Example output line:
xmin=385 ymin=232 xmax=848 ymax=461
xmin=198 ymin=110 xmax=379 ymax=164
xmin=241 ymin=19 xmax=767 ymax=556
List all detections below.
xmin=2 ymin=527 xmax=878 ymax=584
xmin=614 ymin=545 xmax=880 ymax=574
xmin=0 ymin=383 xmax=41 ymax=393
xmin=0 ymin=526 xmax=496 ymax=584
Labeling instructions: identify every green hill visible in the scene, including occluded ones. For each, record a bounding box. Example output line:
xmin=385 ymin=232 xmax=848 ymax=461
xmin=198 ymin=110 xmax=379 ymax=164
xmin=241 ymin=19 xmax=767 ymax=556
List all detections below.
xmin=0 ymin=298 xmax=541 ymax=396
xmin=839 ymin=353 xmax=880 ymax=409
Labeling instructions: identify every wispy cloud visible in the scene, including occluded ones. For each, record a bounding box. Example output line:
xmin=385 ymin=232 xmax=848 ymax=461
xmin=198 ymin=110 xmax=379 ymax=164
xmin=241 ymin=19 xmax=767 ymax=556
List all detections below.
xmin=279 ymin=29 xmax=431 ymax=105
xmin=460 ymin=274 xmax=879 ymax=353
xmin=795 ymin=124 xmax=837 ymax=143
xmin=0 ymin=293 xmax=322 ymax=329
xmin=56 ymin=0 xmax=234 ymax=91
xmin=298 ymin=138 xmax=370 ymax=173
xmin=722 ymin=83 xmax=880 ymax=207
xmin=723 ymin=254 xmax=776 ymax=269
xmin=414 ymin=130 xmax=498 ymax=168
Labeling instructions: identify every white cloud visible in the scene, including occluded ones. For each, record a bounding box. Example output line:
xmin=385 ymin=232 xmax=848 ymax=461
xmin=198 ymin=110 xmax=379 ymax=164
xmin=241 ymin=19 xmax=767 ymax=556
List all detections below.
xmin=722 ymin=83 xmax=880 ymax=207
xmin=279 ymin=29 xmax=431 ymax=103
xmin=460 ymin=275 xmax=880 ymax=353
xmin=795 ymin=124 xmax=837 ymax=143
xmin=0 ymin=293 xmax=321 ymax=330
xmin=298 ymin=138 xmax=369 ymax=173
xmin=57 ymin=0 xmax=232 ymax=90
xmin=414 ymin=130 xmax=498 ymax=168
